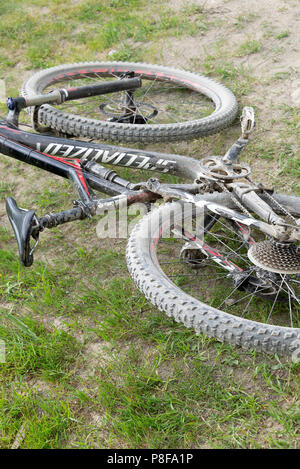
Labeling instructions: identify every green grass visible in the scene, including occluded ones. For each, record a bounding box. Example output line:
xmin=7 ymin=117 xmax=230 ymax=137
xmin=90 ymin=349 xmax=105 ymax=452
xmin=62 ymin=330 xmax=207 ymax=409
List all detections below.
xmin=237 ymin=39 xmax=261 ymax=56
xmin=276 ymin=30 xmax=289 ymax=39
xmin=0 ymin=0 xmax=299 ymax=450
xmin=0 ymin=308 xmax=80 ymax=380
xmin=0 ymin=0 xmax=209 ymax=70
xmin=0 ymin=384 xmax=78 ymax=448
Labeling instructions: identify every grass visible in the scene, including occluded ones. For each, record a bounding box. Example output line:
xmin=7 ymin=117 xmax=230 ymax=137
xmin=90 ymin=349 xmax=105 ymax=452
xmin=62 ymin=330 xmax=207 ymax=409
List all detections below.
xmin=276 ymin=30 xmax=290 ymax=40
xmin=0 ymin=0 xmax=209 ymax=70
xmin=237 ymin=39 xmax=262 ymax=56
xmin=0 ymin=0 xmax=299 ymax=450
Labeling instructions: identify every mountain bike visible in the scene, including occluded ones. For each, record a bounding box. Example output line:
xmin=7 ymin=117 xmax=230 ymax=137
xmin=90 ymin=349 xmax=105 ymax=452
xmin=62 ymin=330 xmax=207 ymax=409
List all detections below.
xmin=1 ymin=61 xmax=299 ymax=358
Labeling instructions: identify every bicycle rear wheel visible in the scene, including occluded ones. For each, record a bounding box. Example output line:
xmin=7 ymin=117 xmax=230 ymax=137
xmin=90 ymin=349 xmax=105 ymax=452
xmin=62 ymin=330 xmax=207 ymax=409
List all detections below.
xmin=126 ymin=199 xmax=300 ymax=357
xmin=21 ymin=61 xmax=238 ymax=143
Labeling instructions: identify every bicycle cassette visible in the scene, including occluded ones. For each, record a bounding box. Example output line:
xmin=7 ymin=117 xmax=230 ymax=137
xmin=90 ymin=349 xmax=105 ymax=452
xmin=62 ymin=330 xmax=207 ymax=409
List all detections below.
xmin=248 ymin=240 xmax=300 ymax=274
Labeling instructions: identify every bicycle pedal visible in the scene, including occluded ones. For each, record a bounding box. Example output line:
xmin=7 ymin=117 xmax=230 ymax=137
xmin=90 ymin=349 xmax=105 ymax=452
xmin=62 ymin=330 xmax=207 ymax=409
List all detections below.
xmin=6 ymin=197 xmax=40 ymax=267
xmin=240 ymin=106 xmax=255 ymax=137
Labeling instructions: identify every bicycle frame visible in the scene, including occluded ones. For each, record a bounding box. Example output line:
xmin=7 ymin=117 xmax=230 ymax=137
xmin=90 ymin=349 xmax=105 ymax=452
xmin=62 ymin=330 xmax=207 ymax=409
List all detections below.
xmin=0 ymin=114 xmax=299 ymax=267
xmin=0 ymin=119 xmax=209 ymax=265
xmin=0 ymin=121 xmax=204 ymax=199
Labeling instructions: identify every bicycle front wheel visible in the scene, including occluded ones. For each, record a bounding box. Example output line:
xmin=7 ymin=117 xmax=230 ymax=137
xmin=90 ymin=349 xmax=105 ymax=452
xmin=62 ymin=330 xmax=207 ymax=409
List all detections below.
xmin=126 ymin=199 xmax=300 ymax=357
xmin=21 ymin=61 xmax=238 ymax=143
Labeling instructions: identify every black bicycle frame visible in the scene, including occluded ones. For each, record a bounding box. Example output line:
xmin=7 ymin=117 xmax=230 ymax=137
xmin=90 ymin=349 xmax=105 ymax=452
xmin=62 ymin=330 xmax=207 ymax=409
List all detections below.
xmin=0 ymin=123 xmax=128 ymax=202
xmin=0 ymin=122 xmax=204 ymax=204
xmin=1 ymin=120 xmax=183 ymax=266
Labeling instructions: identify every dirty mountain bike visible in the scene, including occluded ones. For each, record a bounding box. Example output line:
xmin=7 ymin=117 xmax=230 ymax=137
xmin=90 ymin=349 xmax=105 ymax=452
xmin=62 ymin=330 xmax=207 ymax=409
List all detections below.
xmin=1 ymin=61 xmax=299 ymax=358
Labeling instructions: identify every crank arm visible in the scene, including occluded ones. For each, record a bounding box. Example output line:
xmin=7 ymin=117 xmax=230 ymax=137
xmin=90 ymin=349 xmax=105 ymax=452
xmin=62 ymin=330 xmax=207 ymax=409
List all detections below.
xmin=222 ymin=106 xmax=255 ymax=164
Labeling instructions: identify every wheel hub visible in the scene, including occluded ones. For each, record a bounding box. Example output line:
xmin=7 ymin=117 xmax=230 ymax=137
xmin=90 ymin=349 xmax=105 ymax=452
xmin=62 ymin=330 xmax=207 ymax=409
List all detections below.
xmin=99 ymin=101 xmax=158 ymax=124
xmin=248 ymin=240 xmax=300 ymax=274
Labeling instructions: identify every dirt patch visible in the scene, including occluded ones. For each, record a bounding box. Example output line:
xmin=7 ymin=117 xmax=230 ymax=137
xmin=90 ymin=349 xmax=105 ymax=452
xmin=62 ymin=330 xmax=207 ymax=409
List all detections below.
xmin=159 ymin=0 xmax=299 ymax=179
xmin=75 ymin=340 xmax=115 ymax=381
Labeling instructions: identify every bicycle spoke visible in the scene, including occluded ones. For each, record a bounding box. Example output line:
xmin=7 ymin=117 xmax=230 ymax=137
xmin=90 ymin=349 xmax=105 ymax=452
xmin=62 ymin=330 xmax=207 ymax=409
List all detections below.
xmin=46 ymin=70 xmax=212 ymax=126
xmin=242 ymin=285 xmax=259 ymax=316
xmin=225 ymin=285 xmax=267 ymax=309
xmin=146 ymin=192 xmax=300 ymax=334
xmin=281 ymin=275 xmax=300 ymax=305
xmin=218 ymin=268 xmax=255 ymax=309
xmin=290 ymin=278 xmax=300 ymax=285
xmin=139 ymin=75 xmax=159 ymax=100
xmin=266 ymin=276 xmax=285 ymax=323
xmin=279 ymin=274 xmax=297 ymax=328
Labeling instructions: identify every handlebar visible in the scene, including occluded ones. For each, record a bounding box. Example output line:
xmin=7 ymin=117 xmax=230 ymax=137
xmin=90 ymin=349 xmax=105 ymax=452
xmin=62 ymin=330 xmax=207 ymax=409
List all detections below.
xmin=7 ymin=76 xmax=142 ymax=111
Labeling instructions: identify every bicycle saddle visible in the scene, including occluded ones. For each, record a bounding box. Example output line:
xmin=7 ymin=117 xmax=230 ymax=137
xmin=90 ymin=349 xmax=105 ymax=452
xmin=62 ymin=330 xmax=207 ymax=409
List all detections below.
xmin=6 ymin=197 xmax=39 ymax=267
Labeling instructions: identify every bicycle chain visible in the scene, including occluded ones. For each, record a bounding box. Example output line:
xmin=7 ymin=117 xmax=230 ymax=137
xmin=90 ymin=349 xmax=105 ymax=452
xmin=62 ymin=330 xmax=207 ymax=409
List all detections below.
xmin=217 ymin=174 xmax=298 ymax=228
xmin=246 ymin=176 xmax=298 ymax=226
xmin=261 ymin=189 xmax=299 ymax=226
xmin=215 ymin=179 xmax=299 ymax=233
xmin=215 ymin=181 xmax=253 ymax=217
